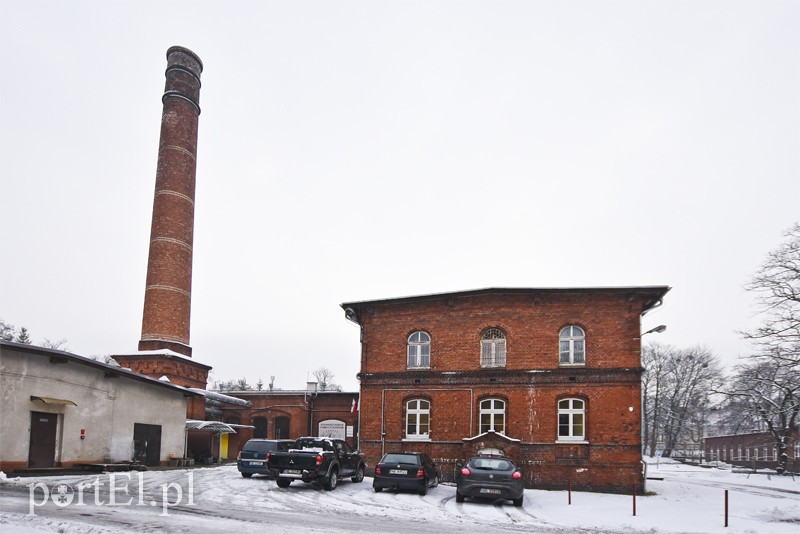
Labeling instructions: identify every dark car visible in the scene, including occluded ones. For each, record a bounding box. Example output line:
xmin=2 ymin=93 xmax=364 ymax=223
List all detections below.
xmin=373 ymin=452 xmax=439 ymax=495
xmin=455 ymin=454 xmax=524 ymax=506
xmin=237 ymin=439 xmax=294 ymax=478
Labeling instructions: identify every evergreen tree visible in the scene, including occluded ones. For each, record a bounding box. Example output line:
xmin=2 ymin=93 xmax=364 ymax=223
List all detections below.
xmin=15 ymin=327 xmax=32 ymax=344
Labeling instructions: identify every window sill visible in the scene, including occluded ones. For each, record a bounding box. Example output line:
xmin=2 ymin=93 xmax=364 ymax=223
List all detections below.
xmin=556 ymin=440 xmax=588 ymax=444
xmin=402 ymin=436 xmax=431 ymax=442
xmin=559 ymin=363 xmax=586 ymax=367
xmin=407 ymin=366 xmax=430 ymax=370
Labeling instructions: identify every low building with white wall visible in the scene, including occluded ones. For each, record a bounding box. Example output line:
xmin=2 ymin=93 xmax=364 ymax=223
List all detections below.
xmin=0 ymin=340 xmax=201 ymax=472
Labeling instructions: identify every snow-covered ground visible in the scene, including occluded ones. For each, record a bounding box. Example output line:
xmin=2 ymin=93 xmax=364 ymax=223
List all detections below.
xmin=1 ymin=457 xmax=798 ymax=533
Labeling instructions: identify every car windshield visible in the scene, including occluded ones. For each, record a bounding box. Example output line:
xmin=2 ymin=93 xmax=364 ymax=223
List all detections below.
xmin=469 ymin=458 xmax=513 ymax=470
xmin=381 ymin=453 xmax=420 ymax=465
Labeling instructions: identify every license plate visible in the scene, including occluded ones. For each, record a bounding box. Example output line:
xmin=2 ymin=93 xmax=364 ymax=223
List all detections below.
xmin=389 ymin=469 xmax=407 ymax=475
xmin=480 ymin=488 xmax=502 ymax=494
xmin=283 ymin=469 xmax=301 ymax=475
xmin=248 ymin=460 xmax=264 ymax=465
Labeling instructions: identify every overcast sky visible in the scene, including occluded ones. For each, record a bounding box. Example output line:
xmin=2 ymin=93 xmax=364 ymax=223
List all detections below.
xmin=1 ymin=1 xmax=798 ymax=391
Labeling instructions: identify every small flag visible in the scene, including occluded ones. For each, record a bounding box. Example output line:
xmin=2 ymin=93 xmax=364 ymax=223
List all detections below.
xmin=351 ymin=398 xmax=359 ymax=413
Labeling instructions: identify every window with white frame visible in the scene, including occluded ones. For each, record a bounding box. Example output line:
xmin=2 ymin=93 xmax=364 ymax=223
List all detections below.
xmin=737 ymin=445 xmax=742 ymax=461
xmin=407 ymin=331 xmax=431 ymax=368
xmin=480 ymin=328 xmax=506 ymax=368
xmin=723 ymin=448 xmax=727 ymax=461
xmin=559 ymin=326 xmax=586 ymax=365
xmin=773 ymin=447 xmax=777 ymax=461
xmin=405 ymin=399 xmax=430 ymax=439
xmin=479 ymin=398 xmax=505 ymax=434
xmin=754 ymin=447 xmax=759 ymax=461
xmin=762 ymin=446 xmax=767 ymax=461
xmin=746 ymin=447 xmax=750 ymax=460
xmin=558 ymin=398 xmax=586 ymax=441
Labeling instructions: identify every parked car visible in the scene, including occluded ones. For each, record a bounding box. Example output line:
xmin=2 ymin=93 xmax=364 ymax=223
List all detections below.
xmin=237 ymin=439 xmax=294 ymax=478
xmin=373 ymin=452 xmax=439 ymax=495
xmin=267 ymin=437 xmax=366 ymax=490
xmin=455 ymin=453 xmax=524 ymax=506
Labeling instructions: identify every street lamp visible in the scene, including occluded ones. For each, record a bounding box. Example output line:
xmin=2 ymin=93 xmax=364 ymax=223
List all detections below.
xmin=642 ymin=325 xmax=667 ymax=336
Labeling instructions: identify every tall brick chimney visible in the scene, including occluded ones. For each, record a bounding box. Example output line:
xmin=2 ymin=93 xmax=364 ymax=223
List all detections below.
xmin=138 ymin=46 xmax=203 ymax=358
xmin=116 ymin=47 xmax=211 ymax=403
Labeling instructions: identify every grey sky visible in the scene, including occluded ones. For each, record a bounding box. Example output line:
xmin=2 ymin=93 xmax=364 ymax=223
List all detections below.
xmin=1 ymin=1 xmax=798 ymax=391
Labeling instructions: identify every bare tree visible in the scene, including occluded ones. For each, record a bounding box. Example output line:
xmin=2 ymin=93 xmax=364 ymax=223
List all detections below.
xmin=0 ymin=319 xmax=15 ymax=341
xmin=722 ymin=223 xmax=800 ymax=474
xmin=41 ymin=338 xmax=68 ymax=350
xmin=312 ymin=367 xmax=342 ymax=392
xmin=642 ymin=343 xmax=722 ymax=457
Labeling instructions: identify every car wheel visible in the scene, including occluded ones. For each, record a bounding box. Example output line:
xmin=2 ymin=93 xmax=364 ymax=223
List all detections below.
xmin=276 ymin=478 xmax=291 ymax=488
xmin=373 ymin=485 xmax=383 ymax=493
xmin=455 ymin=492 xmax=464 ymax=503
xmin=351 ymin=465 xmax=365 ymax=483
xmin=241 ymin=472 xmax=253 ymax=478
xmin=513 ymin=495 xmax=524 ymax=507
xmin=324 ymin=470 xmax=338 ymax=491
xmin=419 ymin=479 xmax=428 ymax=496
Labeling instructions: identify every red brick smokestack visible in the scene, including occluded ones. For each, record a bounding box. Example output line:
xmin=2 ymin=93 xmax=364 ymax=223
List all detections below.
xmin=138 ymin=46 xmax=203 ymax=358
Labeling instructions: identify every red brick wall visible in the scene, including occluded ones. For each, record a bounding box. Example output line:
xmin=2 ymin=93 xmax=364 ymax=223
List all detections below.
xmin=221 ymin=392 xmax=360 ymax=459
xmin=350 ymin=288 xmax=664 ymax=494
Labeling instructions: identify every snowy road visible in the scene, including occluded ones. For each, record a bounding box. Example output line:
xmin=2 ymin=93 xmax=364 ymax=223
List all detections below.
xmin=2 ymin=460 xmax=799 ymax=534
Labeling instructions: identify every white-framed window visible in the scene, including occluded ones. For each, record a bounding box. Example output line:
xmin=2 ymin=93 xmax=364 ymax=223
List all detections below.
xmin=479 ymin=398 xmax=506 ymax=434
xmin=558 ymin=398 xmax=586 ymax=441
xmin=754 ymin=447 xmax=759 ymax=461
xmin=407 ymin=331 xmax=431 ymax=368
xmin=746 ymin=447 xmax=750 ymax=461
xmin=762 ymin=446 xmax=768 ymax=461
xmin=559 ymin=326 xmax=586 ymax=365
xmin=773 ymin=447 xmax=778 ymax=461
xmin=481 ymin=328 xmax=506 ymax=368
xmin=737 ymin=445 xmax=742 ymax=461
xmin=405 ymin=399 xmax=430 ymax=439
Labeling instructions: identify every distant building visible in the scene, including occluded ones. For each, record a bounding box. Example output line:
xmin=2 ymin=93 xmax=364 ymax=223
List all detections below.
xmin=341 ymin=286 xmax=670 ymax=494
xmin=704 ymin=429 xmax=800 ymax=472
xmin=217 ymin=388 xmax=360 ymax=460
xmin=0 ymin=340 xmax=201 ymax=472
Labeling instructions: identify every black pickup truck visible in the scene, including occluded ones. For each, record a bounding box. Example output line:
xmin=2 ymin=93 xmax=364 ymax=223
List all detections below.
xmin=267 ymin=437 xmax=366 ymax=490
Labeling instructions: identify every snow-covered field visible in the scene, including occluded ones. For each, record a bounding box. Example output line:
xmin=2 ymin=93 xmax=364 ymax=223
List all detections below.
xmin=1 ymin=457 xmax=798 ymax=533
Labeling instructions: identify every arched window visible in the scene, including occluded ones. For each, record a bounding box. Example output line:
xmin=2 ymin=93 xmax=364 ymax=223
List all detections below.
xmin=406 ymin=399 xmax=430 ymax=439
xmin=479 ymin=398 xmax=506 ymax=434
xmin=481 ymin=328 xmax=506 ymax=368
xmin=557 ymin=398 xmax=585 ymax=441
xmin=407 ymin=331 xmax=431 ymax=368
xmin=559 ymin=326 xmax=585 ymax=365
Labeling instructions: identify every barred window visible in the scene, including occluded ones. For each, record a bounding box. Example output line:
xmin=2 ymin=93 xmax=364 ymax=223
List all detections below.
xmin=480 ymin=328 xmax=506 ymax=368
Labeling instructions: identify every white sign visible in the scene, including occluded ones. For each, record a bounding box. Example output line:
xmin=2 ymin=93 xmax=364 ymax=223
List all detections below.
xmin=318 ymin=420 xmax=346 ymax=440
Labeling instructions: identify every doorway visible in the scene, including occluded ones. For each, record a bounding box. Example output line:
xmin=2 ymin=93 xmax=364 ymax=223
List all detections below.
xmin=28 ymin=411 xmax=58 ymax=468
xmin=133 ymin=423 xmax=162 ymax=466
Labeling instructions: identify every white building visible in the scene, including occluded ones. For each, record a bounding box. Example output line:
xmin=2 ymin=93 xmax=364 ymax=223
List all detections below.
xmin=0 ymin=340 xmax=201 ymax=472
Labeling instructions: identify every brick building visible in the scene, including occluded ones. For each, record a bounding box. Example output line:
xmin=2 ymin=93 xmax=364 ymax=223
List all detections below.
xmin=218 ymin=389 xmax=360 ymax=460
xmin=341 ymin=286 xmax=669 ymax=494
xmin=704 ymin=428 xmax=799 ymax=472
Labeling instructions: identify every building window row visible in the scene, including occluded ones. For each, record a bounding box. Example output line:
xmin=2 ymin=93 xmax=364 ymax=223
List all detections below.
xmin=404 ymin=397 xmax=586 ymax=442
xmin=406 ymin=326 xmax=586 ymax=369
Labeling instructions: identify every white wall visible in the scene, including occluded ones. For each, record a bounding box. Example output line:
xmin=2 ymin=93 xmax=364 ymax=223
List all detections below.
xmin=0 ymin=345 xmax=188 ymax=466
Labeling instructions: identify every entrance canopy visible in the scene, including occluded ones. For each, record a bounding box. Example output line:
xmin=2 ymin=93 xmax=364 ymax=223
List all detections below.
xmin=30 ymin=395 xmax=77 ymax=406
xmin=186 ymin=419 xmax=237 ymax=434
